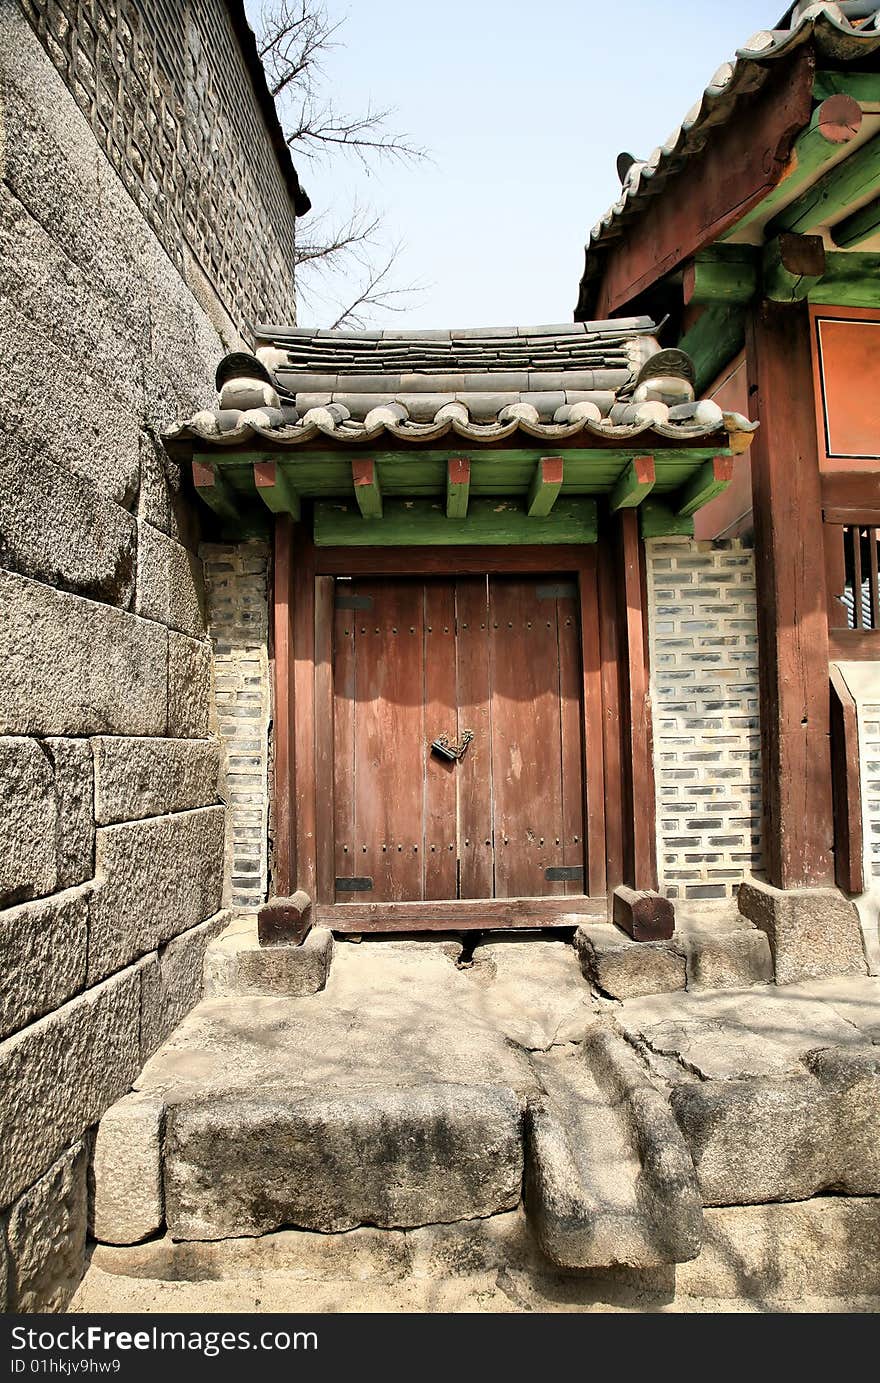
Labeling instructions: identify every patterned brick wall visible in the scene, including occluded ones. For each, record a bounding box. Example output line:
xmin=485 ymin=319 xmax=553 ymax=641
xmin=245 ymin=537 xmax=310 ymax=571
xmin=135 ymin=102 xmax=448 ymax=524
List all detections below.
xmin=861 ymin=701 xmax=880 ymax=883
xmin=646 ymin=537 xmax=763 ymax=901
xmin=202 ymin=541 xmax=271 ymax=910
xmin=19 ymin=0 xmax=299 ymax=330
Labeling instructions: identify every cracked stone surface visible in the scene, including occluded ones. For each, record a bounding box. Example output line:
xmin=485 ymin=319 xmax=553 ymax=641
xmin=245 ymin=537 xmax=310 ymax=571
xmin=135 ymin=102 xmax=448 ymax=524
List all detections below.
xmin=616 ymin=984 xmax=874 ymax=1080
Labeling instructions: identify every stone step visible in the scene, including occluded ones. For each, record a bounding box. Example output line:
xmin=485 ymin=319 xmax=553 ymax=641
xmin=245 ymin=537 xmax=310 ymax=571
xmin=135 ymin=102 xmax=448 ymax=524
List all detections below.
xmin=525 ymin=1025 xmax=703 ymax=1269
xmin=202 ymin=914 xmax=332 ymax=997
xmin=576 ymin=914 xmax=773 ymax=1000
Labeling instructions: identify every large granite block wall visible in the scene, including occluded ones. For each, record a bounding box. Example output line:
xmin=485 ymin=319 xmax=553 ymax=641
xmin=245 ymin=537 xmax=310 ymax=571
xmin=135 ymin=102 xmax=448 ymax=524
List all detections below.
xmin=0 ymin=4 xmax=242 ymax=1310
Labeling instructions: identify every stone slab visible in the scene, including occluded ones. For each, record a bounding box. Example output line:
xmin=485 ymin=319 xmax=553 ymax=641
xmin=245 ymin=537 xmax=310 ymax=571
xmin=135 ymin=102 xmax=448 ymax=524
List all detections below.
xmin=670 ymin=1045 xmax=880 ymax=1206
xmin=0 ymin=885 xmax=90 ymax=1041
xmin=91 ymin=1094 xmax=165 ymax=1247
xmin=0 ymin=436 xmax=137 ymax=606
xmin=0 ymin=736 xmax=57 ymax=906
xmin=168 ymin=632 xmax=213 ymax=739
xmin=0 ymin=570 xmax=167 ymax=737
xmin=465 ymin=937 xmax=597 ymax=1049
xmin=45 ymin=737 xmax=94 ymax=889
xmin=575 ymin=924 xmax=687 ymax=1000
xmin=93 ymin=737 xmax=220 ymax=824
xmin=0 ymin=962 xmax=145 ymax=1206
xmin=617 ymin=986 xmax=868 ymax=1080
xmin=165 ymin=1083 xmax=524 ymax=1239
xmin=677 ymin=1197 xmax=880 ymax=1300
xmin=682 ymin=928 xmax=773 ymax=992
xmin=738 ymin=876 xmax=868 ymax=984
xmin=89 ymin=807 xmax=225 ymax=984
xmin=5 ymin=1141 xmax=88 ymax=1313
xmin=204 ymin=917 xmax=332 ymax=999
xmin=136 ymin=523 xmax=205 ymax=639
xmin=141 ymin=911 xmax=231 ymax=1061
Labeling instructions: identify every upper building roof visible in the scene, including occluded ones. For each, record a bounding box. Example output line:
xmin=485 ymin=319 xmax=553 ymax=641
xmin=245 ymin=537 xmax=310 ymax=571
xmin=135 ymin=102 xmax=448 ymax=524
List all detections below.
xmin=167 ymin=319 xmax=757 ymax=452
xmin=575 ymin=1 xmax=880 ymax=318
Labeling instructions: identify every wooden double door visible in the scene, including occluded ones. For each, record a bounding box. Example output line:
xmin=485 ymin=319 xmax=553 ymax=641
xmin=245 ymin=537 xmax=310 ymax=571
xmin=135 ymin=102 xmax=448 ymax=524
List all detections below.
xmin=332 ymin=574 xmax=587 ymax=903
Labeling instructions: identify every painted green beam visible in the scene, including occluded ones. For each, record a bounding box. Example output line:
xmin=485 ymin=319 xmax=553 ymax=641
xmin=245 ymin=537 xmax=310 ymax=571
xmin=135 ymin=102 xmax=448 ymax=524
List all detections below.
xmin=351 ymin=458 xmax=383 ymax=518
xmin=675 ymin=457 xmax=734 ymax=519
xmin=809 ymin=251 xmax=880 ymax=306
xmin=640 ymin=502 xmax=695 ymax=540
xmin=253 ymin=459 xmax=301 ymax=518
xmin=314 ymin=498 xmax=598 ymax=547
xmin=192 ymin=458 xmax=240 ymax=523
xmin=678 ymin=306 xmax=746 ymax=395
xmin=526 ymin=457 xmax=564 ymax=517
xmin=813 ymin=72 xmax=880 ymax=110
xmin=684 ymin=247 xmax=758 ymax=306
xmin=732 ymin=94 xmax=865 ymax=237
xmin=772 ymin=129 xmax=880 ymax=235
xmin=763 ymin=233 xmax=826 ymax=303
xmin=610 ymin=455 xmax=656 ymax=511
xmin=446 ymin=456 xmax=470 ymax=518
xmin=831 ymin=194 xmax=880 ymax=249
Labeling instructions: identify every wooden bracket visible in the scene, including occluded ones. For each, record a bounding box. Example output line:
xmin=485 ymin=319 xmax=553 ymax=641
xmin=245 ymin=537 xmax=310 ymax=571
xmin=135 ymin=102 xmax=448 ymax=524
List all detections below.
xmin=613 ymin=886 xmax=675 ymax=942
xmin=610 ymin=456 xmax=656 ymax=512
xmin=763 ymin=233 xmax=826 ymax=303
xmin=675 ymin=456 xmax=734 ymax=518
xmin=527 ymin=457 xmax=564 ymax=517
xmin=192 ymin=458 xmax=239 ymax=522
xmin=257 ymin=890 xmax=312 ymax=947
xmin=352 ymin=458 xmax=383 ymax=518
xmin=254 ymin=459 xmax=301 ymax=518
xmin=446 ymin=457 xmax=471 ymax=518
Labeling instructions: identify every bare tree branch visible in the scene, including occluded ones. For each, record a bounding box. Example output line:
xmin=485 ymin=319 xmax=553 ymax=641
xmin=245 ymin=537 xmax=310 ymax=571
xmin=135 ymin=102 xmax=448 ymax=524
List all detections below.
xmin=254 ymin=1 xmax=429 ymax=326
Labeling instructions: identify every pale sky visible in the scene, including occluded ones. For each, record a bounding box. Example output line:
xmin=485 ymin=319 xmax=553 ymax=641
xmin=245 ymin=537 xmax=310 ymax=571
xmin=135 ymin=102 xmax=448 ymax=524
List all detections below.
xmin=248 ymin=0 xmax=777 ymax=328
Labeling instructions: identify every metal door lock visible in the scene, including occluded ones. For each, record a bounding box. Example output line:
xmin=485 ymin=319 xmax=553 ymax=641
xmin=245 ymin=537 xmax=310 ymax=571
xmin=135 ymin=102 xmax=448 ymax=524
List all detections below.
xmin=430 ymin=730 xmax=474 ymax=762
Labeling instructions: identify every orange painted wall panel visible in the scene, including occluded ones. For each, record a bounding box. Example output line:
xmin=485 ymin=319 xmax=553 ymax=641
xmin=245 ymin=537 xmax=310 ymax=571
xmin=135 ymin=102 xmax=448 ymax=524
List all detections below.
xmin=811 ymin=307 xmax=880 ymax=472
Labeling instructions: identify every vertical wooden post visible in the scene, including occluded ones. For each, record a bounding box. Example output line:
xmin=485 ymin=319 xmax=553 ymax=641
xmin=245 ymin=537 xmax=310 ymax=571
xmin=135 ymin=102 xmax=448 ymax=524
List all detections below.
xmin=746 ymin=299 xmax=834 ymax=888
xmin=577 ymin=549 xmax=606 ymax=897
xmin=617 ymin=510 xmax=658 ymax=891
xmin=597 ymin=527 xmax=624 ymax=893
xmin=293 ymin=525 xmax=317 ymax=899
xmin=272 ymin=515 xmax=294 ymax=897
xmin=314 ymin=575 xmax=336 ymax=905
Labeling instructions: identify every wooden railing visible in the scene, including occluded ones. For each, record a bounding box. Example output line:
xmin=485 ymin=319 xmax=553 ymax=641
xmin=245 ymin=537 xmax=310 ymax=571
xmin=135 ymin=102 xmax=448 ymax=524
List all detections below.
xmin=823 ymin=507 xmax=880 ymax=660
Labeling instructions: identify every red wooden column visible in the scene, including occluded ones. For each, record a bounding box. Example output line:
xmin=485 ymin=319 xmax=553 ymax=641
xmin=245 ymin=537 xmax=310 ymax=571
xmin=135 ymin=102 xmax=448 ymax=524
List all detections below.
xmin=271 ymin=515 xmax=295 ymax=897
xmin=617 ymin=509 xmax=659 ymax=893
xmin=745 ymin=298 xmax=835 ymax=889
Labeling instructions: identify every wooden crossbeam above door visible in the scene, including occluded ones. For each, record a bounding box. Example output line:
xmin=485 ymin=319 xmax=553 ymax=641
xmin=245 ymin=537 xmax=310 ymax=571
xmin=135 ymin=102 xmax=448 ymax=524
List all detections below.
xmin=314 ymin=497 xmax=599 ymax=546
xmin=352 ymin=458 xmax=383 ymax=517
xmin=446 ymin=457 xmax=470 ymax=518
xmin=526 ymin=457 xmax=564 ymax=517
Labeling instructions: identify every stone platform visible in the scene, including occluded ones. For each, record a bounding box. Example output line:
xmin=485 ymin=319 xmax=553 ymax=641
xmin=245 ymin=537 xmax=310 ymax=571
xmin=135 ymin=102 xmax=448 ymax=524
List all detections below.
xmin=83 ymin=932 xmax=880 ymax=1312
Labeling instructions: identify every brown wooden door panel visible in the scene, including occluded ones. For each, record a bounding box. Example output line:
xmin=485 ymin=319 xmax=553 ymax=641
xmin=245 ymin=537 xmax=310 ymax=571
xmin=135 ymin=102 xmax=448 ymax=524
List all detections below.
xmin=332 ymin=572 xmax=587 ymax=906
xmin=454 ymin=577 xmax=494 ymax=899
xmin=423 ymin=582 xmax=458 ymax=899
xmin=489 ymin=579 xmax=571 ymax=897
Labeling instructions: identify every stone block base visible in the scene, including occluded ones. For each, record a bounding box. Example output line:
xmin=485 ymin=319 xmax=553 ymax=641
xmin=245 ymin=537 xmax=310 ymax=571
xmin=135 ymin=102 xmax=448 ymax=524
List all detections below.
xmin=576 ymin=924 xmax=686 ymax=1000
xmin=203 ymin=915 xmax=332 ymax=998
xmin=738 ymin=876 xmax=868 ymax=984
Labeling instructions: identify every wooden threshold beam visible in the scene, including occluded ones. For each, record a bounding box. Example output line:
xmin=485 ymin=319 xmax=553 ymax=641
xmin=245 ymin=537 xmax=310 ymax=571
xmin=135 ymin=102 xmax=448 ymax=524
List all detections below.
xmin=446 ymin=456 xmax=470 ymax=518
xmin=253 ymin=459 xmax=301 ymax=518
xmin=315 ymin=896 xmax=607 ymax=932
xmin=192 ymin=458 xmax=239 ymax=523
xmin=610 ymin=456 xmax=655 ymax=511
xmin=526 ymin=457 xmax=564 ymax=517
xmin=352 ymin=458 xmax=383 ymax=518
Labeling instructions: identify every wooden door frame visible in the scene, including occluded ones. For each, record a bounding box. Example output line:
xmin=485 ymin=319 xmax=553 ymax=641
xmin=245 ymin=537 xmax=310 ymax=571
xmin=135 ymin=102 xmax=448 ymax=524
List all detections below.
xmin=272 ymin=524 xmax=648 ymax=930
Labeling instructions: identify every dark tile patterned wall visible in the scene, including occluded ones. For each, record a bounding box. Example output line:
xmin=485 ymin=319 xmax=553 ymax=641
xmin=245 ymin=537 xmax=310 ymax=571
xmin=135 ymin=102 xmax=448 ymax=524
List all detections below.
xmin=19 ymin=0 xmax=298 ymax=329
